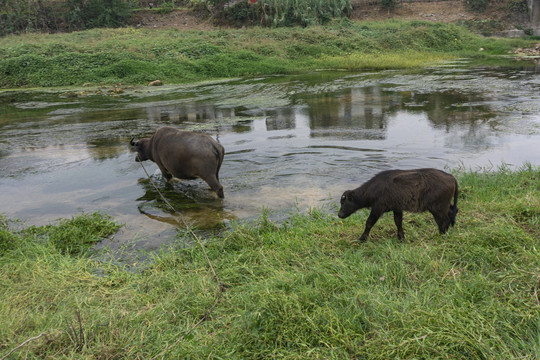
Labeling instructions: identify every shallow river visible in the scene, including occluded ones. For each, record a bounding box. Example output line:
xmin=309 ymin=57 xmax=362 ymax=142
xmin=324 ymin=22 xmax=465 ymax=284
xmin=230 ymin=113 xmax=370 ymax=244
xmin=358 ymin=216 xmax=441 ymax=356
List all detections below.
xmin=1 ymin=63 xmax=539 ymax=250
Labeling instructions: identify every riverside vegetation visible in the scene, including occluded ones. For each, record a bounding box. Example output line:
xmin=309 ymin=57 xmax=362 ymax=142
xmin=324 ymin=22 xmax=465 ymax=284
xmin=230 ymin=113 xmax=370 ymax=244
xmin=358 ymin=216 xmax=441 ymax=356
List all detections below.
xmin=0 ymin=20 xmax=538 ymax=89
xmin=0 ymin=166 xmax=539 ymax=358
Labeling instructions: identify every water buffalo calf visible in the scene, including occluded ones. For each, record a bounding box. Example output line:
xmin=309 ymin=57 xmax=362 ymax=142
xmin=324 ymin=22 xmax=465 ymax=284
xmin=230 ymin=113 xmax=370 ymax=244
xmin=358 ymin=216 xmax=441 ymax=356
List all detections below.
xmin=131 ymin=127 xmax=225 ymax=198
xmin=338 ymin=168 xmax=458 ymax=242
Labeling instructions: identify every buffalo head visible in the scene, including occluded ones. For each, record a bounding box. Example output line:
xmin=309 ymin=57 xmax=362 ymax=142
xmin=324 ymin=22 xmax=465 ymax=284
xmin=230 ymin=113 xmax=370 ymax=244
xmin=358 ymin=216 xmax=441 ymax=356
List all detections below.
xmin=130 ymin=137 xmax=150 ymax=162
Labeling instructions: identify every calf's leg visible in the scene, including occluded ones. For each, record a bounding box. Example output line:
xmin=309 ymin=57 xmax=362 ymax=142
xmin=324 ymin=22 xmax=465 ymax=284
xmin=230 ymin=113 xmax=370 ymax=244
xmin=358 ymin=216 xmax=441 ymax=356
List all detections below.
xmin=393 ymin=210 xmax=405 ymax=240
xmin=430 ymin=210 xmax=451 ymax=234
xmin=360 ymin=209 xmax=383 ymax=242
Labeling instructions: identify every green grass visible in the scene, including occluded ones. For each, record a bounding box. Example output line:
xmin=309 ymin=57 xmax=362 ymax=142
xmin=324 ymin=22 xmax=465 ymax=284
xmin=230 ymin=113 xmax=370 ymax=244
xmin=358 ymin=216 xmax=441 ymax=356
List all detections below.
xmin=1 ymin=166 xmax=539 ymax=359
xmin=0 ymin=20 xmax=536 ymax=88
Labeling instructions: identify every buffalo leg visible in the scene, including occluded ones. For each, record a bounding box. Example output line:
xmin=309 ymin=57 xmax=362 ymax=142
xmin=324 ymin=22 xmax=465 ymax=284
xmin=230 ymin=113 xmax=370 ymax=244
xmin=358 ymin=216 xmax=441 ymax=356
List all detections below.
xmin=359 ymin=209 xmax=383 ymax=242
xmin=393 ymin=210 xmax=405 ymax=240
xmin=205 ymin=176 xmax=224 ymax=199
xmin=157 ymin=164 xmax=173 ymax=183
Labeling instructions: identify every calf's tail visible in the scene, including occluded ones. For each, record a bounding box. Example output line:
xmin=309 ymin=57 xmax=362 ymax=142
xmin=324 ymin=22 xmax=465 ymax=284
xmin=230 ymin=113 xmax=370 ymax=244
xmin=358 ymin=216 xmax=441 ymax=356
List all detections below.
xmin=449 ymin=180 xmax=459 ymax=226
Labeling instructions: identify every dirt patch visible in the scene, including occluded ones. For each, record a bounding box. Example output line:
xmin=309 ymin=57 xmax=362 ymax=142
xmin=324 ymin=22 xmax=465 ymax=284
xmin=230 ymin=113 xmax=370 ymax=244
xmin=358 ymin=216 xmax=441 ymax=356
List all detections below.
xmin=128 ymin=8 xmax=218 ymax=30
xmin=351 ymin=0 xmax=474 ymax=23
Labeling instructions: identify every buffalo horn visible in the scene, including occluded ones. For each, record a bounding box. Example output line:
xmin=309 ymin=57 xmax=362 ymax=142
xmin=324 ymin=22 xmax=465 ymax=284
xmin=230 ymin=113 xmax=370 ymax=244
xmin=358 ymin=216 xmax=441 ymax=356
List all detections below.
xmin=130 ymin=137 xmax=137 ymax=146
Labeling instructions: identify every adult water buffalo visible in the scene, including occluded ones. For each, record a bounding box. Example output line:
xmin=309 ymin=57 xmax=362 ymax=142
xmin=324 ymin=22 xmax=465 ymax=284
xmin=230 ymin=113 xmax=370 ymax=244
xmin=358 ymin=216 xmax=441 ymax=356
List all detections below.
xmin=338 ymin=168 xmax=458 ymax=242
xmin=130 ymin=127 xmax=225 ymax=198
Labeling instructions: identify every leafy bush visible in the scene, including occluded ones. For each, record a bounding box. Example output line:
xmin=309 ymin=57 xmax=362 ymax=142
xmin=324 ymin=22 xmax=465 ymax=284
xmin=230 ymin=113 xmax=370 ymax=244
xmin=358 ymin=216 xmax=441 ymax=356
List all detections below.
xmin=508 ymin=0 xmax=529 ymax=13
xmin=65 ymin=0 xmax=132 ymax=30
xmin=465 ymin=0 xmax=489 ymax=12
xmin=225 ymin=0 xmax=352 ymax=27
xmin=0 ymin=0 xmax=132 ymax=36
xmin=380 ymin=0 xmax=398 ymax=10
xmin=0 ymin=0 xmax=64 ymax=35
xmin=155 ymin=2 xmax=176 ymax=13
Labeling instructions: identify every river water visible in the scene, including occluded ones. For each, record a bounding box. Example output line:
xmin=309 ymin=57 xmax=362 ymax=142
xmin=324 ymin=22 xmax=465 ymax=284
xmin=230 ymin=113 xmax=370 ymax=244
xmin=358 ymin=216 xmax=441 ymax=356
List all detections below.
xmin=1 ymin=62 xmax=539 ymax=249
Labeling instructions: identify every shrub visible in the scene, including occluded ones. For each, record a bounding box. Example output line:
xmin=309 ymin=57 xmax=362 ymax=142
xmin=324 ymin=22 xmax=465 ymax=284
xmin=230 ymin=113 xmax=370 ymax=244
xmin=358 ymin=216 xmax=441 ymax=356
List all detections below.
xmin=65 ymin=0 xmax=132 ymax=30
xmin=380 ymin=0 xmax=398 ymax=10
xmin=224 ymin=0 xmax=352 ymax=27
xmin=0 ymin=0 xmax=64 ymax=35
xmin=465 ymin=0 xmax=489 ymax=12
xmin=155 ymin=2 xmax=176 ymax=13
xmin=508 ymin=0 xmax=529 ymax=14
xmin=0 ymin=0 xmax=132 ymax=36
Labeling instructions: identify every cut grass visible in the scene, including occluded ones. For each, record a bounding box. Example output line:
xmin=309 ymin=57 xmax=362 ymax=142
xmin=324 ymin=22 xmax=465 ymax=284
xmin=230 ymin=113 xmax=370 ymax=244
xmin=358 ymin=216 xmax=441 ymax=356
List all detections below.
xmin=1 ymin=166 xmax=539 ymax=358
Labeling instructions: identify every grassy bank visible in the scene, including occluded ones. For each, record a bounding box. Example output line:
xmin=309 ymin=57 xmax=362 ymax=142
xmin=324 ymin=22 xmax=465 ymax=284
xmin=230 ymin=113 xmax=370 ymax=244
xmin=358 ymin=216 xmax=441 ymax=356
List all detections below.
xmin=1 ymin=166 xmax=539 ymax=359
xmin=0 ymin=20 xmax=536 ymax=88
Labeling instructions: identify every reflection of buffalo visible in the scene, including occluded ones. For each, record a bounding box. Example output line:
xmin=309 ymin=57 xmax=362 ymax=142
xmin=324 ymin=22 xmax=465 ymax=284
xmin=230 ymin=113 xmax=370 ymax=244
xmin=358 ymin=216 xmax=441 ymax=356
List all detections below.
xmin=136 ymin=178 xmax=234 ymax=229
xmin=131 ymin=126 xmax=225 ymax=198
xmin=338 ymin=168 xmax=458 ymax=242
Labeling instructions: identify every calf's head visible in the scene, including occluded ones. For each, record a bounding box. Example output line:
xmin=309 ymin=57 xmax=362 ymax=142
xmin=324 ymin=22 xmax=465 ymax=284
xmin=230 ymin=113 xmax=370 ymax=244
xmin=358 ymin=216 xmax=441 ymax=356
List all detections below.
xmin=338 ymin=190 xmax=363 ymax=219
xmin=130 ymin=137 xmax=151 ymax=162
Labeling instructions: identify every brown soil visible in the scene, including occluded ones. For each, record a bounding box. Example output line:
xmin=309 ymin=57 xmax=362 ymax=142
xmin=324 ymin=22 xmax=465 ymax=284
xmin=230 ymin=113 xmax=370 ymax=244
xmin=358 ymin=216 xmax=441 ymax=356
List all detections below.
xmin=351 ymin=0 xmax=474 ymax=23
xmin=128 ymin=0 xmax=475 ymax=30
xmin=128 ymin=8 xmax=217 ymax=30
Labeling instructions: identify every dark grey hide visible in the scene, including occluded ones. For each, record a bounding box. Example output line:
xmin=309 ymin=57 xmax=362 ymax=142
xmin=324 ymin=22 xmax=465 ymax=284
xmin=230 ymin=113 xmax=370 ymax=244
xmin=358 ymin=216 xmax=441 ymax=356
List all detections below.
xmin=131 ymin=127 xmax=225 ymax=198
xmin=338 ymin=168 xmax=458 ymax=242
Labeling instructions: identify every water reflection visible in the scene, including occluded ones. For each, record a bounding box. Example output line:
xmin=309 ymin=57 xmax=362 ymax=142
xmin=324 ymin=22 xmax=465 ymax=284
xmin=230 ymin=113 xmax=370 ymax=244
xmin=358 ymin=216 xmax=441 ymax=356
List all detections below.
xmin=307 ymin=87 xmax=389 ymax=131
xmin=87 ymin=139 xmax=126 ymax=161
xmin=0 ymin=65 xmax=539 ymax=250
xmin=265 ymin=108 xmax=296 ymax=131
xmin=145 ymin=103 xmax=238 ymax=124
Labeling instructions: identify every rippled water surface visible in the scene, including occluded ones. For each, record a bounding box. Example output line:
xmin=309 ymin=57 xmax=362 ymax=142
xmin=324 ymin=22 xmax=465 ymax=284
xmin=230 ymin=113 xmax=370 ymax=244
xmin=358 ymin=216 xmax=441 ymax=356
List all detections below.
xmin=1 ymin=64 xmax=539 ymax=249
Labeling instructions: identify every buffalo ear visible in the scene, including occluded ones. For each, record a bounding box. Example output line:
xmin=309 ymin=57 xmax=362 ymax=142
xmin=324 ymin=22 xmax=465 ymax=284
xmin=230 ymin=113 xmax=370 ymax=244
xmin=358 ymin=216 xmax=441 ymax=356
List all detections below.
xmin=346 ymin=191 xmax=354 ymax=201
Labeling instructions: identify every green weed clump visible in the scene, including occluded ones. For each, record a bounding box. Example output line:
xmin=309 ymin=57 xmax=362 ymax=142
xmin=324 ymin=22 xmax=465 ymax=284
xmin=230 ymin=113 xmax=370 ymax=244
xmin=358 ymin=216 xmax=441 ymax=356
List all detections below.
xmin=21 ymin=212 xmax=121 ymax=256
xmin=1 ymin=212 xmax=120 ymax=258
xmin=0 ymin=166 xmax=539 ymax=359
xmin=0 ymin=21 xmax=535 ymax=88
xmin=0 ymin=216 xmax=18 ymax=252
